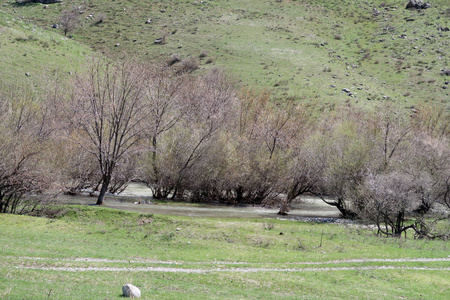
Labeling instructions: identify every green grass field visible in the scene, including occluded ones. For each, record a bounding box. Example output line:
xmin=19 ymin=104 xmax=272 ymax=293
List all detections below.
xmin=1 ymin=206 xmax=449 ymax=299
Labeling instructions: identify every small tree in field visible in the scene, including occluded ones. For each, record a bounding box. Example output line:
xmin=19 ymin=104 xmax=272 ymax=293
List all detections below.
xmin=68 ymin=59 xmax=150 ymax=205
xmin=60 ymin=9 xmax=80 ymax=36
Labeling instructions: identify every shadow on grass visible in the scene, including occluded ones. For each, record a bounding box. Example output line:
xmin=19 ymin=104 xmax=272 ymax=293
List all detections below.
xmin=13 ymin=0 xmax=61 ymax=7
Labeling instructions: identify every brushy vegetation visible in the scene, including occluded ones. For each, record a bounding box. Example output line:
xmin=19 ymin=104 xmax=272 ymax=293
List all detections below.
xmin=1 ymin=58 xmax=448 ymax=239
xmin=0 ymin=206 xmax=449 ymax=299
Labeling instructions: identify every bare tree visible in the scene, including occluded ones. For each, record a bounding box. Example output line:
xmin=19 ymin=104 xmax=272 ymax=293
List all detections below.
xmin=139 ymin=65 xmax=187 ymax=198
xmin=60 ymin=9 xmax=80 ymax=36
xmin=344 ymin=106 xmax=450 ymax=238
xmin=139 ymin=68 xmax=235 ymax=201
xmin=371 ymin=105 xmax=413 ymax=171
xmin=301 ymin=110 xmax=374 ymax=219
xmin=68 ymin=59 xmax=150 ymax=205
xmin=0 ymin=90 xmax=55 ymax=214
xmin=52 ymin=140 xmax=99 ymax=195
xmin=171 ymin=68 xmax=235 ymax=199
xmin=358 ymin=172 xmax=422 ymax=237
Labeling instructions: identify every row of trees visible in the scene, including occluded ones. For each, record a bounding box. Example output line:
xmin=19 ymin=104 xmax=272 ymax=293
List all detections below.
xmin=0 ymin=59 xmax=448 ymax=238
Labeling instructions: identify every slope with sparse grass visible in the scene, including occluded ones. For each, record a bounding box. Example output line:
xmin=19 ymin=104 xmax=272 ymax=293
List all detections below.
xmin=0 ymin=9 xmax=91 ymax=95
xmin=2 ymin=0 xmax=449 ymax=112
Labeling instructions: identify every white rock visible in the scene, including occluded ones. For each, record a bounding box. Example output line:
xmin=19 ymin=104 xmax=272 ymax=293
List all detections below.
xmin=122 ymin=284 xmax=141 ymax=298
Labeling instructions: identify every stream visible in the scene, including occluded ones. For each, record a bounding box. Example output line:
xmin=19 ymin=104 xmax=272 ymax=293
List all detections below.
xmin=57 ymin=182 xmax=341 ymax=219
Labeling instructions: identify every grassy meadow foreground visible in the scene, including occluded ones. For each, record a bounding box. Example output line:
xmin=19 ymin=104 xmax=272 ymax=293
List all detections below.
xmin=1 ymin=206 xmax=449 ymax=299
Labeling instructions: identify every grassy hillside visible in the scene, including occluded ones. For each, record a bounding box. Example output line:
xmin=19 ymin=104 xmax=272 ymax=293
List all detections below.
xmin=3 ymin=0 xmax=449 ymax=111
xmin=1 ymin=206 xmax=449 ymax=299
xmin=0 ymin=9 xmax=91 ymax=94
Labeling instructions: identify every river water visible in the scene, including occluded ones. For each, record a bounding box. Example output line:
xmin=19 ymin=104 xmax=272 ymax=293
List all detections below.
xmin=58 ymin=182 xmax=340 ymax=219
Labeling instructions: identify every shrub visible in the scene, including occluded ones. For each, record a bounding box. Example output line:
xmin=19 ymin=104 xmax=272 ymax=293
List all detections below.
xmin=167 ymin=53 xmax=181 ymax=66
xmin=178 ymin=57 xmax=199 ymax=73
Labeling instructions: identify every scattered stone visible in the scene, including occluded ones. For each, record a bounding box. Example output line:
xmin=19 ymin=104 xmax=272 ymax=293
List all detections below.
xmin=342 ymin=88 xmax=351 ymax=93
xmin=279 ymin=232 xmax=284 ymax=235
xmin=122 ymin=284 xmax=141 ymax=298
xmin=43 ymin=5 xmax=48 ymax=9
xmin=443 ymin=86 xmax=448 ymax=90
xmin=160 ymin=9 xmax=166 ymax=13
xmin=25 ymin=73 xmax=30 ymax=77
xmin=145 ymin=18 xmax=152 ymax=24
xmin=154 ymin=38 xmax=164 ymax=44
xmin=405 ymin=0 xmax=430 ymax=10
xmin=176 ymin=228 xmax=181 ymax=231
xmin=115 ymin=43 xmax=120 ymax=47
xmin=440 ymin=69 xmax=450 ymax=76
xmin=51 ymin=23 xmax=58 ymax=28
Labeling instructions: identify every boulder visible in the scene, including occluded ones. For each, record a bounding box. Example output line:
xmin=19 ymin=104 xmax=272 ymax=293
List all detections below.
xmin=122 ymin=284 xmax=141 ymax=298
xmin=405 ymin=0 xmax=430 ymax=9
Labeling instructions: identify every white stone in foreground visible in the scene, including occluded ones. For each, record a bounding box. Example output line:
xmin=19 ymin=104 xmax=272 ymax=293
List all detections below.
xmin=122 ymin=284 xmax=141 ymax=298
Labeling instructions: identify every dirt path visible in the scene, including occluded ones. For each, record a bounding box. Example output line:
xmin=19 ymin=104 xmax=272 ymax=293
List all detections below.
xmin=4 ymin=256 xmax=450 ymax=273
xmin=18 ymin=266 xmax=450 ymax=273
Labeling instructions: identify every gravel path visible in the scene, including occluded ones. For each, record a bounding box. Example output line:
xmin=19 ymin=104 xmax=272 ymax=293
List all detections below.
xmin=5 ymin=256 xmax=450 ymax=274
xmin=17 ymin=266 xmax=450 ymax=273
xmin=7 ymin=256 xmax=450 ymax=265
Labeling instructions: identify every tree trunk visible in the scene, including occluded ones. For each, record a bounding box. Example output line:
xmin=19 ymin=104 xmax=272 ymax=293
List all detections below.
xmin=279 ymin=186 xmax=298 ymax=215
xmin=96 ymin=175 xmax=111 ymax=205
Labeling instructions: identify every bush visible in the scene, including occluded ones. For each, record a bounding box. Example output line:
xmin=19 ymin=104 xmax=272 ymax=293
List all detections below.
xmin=178 ymin=57 xmax=199 ymax=73
xmin=167 ymin=53 xmax=181 ymax=66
